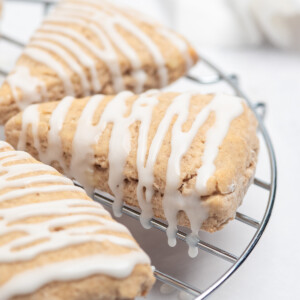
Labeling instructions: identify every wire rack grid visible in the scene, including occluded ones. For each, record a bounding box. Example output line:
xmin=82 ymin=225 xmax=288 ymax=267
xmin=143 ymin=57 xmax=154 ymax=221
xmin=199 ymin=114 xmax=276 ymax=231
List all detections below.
xmin=0 ymin=1 xmax=277 ymax=299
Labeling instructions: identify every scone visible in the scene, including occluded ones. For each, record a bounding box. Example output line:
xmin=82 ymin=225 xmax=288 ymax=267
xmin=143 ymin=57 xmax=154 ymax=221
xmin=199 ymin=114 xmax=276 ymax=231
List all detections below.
xmin=5 ymin=91 xmax=259 ymax=256
xmin=0 ymin=0 xmax=198 ymax=124
xmin=0 ymin=141 xmax=155 ymax=300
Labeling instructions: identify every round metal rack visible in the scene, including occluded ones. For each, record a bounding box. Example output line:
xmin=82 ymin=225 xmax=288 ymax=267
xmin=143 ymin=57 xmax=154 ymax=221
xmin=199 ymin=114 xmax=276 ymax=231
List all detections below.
xmin=0 ymin=1 xmax=277 ymax=299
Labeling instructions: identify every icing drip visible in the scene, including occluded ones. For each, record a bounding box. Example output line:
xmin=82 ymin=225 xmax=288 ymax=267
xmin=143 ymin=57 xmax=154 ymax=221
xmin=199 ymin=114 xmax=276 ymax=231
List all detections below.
xmin=16 ymin=93 xmax=244 ymax=257
xmin=162 ymin=94 xmax=243 ymax=256
xmin=69 ymin=94 xmax=105 ymax=197
xmin=0 ymin=141 xmax=150 ymax=299
xmin=6 ymin=67 xmax=47 ymax=110
xmin=133 ymin=93 xmax=159 ymax=227
xmin=71 ymin=92 xmax=134 ymax=215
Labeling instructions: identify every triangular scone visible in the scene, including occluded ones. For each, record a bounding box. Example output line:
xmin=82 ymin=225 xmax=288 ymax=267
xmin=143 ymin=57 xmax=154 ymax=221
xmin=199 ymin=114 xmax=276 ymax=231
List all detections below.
xmin=5 ymin=91 xmax=259 ymax=255
xmin=0 ymin=141 xmax=154 ymax=300
xmin=0 ymin=0 xmax=198 ymax=124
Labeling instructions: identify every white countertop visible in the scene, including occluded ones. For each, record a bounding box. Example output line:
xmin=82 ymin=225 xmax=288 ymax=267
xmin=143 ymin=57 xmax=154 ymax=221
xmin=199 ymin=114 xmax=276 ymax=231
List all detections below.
xmin=0 ymin=1 xmax=300 ymax=299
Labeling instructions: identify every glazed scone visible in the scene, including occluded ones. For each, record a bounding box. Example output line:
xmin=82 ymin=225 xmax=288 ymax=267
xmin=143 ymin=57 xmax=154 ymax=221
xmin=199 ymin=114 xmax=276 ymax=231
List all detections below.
xmin=0 ymin=0 xmax=198 ymax=124
xmin=0 ymin=141 xmax=155 ymax=300
xmin=5 ymin=91 xmax=259 ymax=256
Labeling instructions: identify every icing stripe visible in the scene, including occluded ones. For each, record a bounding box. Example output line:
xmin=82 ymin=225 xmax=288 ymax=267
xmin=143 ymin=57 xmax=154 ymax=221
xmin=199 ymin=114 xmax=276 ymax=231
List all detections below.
xmin=44 ymin=96 xmax=74 ymax=171
xmin=35 ymin=31 xmax=101 ymax=93
xmin=41 ymin=23 xmax=124 ymax=92
xmin=24 ymin=47 xmax=74 ymax=96
xmin=0 ymin=252 xmax=149 ymax=300
xmin=46 ymin=13 xmax=147 ymax=93
xmin=29 ymin=40 xmax=90 ymax=96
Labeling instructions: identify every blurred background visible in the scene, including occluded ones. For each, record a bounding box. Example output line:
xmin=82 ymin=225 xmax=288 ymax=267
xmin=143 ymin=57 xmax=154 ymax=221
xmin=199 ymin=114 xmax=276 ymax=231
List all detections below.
xmin=0 ymin=0 xmax=299 ymax=299
xmin=2 ymin=0 xmax=300 ymax=49
xmin=115 ymin=0 xmax=300 ymax=50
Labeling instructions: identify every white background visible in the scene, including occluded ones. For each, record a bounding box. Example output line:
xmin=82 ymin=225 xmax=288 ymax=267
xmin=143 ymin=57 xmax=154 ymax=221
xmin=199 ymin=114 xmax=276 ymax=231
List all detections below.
xmin=0 ymin=1 xmax=300 ymax=299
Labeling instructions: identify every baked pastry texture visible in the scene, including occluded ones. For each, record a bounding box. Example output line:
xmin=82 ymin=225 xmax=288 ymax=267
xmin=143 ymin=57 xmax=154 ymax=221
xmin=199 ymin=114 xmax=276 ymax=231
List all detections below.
xmin=0 ymin=141 xmax=154 ymax=300
xmin=0 ymin=0 xmax=198 ymax=124
xmin=5 ymin=91 xmax=259 ymax=256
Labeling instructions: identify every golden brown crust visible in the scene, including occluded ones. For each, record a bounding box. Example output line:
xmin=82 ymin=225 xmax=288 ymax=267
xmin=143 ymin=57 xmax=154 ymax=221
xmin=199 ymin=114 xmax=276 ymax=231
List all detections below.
xmin=0 ymin=0 xmax=198 ymax=124
xmin=5 ymin=92 xmax=259 ymax=232
xmin=0 ymin=142 xmax=155 ymax=300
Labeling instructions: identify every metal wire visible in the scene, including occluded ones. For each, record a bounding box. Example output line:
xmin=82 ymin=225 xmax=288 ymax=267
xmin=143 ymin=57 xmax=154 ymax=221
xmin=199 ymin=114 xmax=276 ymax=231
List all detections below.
xmin=0 ymin=1 xmax=277 ymax=299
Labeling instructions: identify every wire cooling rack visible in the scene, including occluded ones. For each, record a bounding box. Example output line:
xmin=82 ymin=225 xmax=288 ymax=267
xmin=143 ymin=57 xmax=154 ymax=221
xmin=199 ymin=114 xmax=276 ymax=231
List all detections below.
xmin=0 ymin=0 xmax=277 ymax=299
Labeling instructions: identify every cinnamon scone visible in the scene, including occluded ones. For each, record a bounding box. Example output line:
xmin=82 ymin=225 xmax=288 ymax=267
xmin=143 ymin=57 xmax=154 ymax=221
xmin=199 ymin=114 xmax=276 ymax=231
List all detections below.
xmin=0 ymin=141 xmax=154 ymax=300
xmin=5 ymin=91 xmax=259 ymax=256
xmin=0 ymin=0 xmax=198 ymax=124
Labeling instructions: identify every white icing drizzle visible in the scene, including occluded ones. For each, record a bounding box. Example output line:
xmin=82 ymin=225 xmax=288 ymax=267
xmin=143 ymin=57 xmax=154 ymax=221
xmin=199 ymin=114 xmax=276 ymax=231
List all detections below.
xmin=15 ymin=93 xmax=244 ymax=257
xmin=16 ymin=97 xmax=73 ymax=175
xmin=0 ymin=141 xmax=150 ymax=299
xmin=24 ymin=47 xmax=75 ymax=96
xmin=6 ymin=67 xmax=47 ymax=110
xmin=0 ymin=148 xmax=83 ymax=202
xmin=195 ymin=95 xmax=244 ymax=195
xmin=17 ymin=104 xmax=40 ymax=153
xmin=47 ymin=12 xmax=146 ymax=93
xmin=34 ymin=31 xmax=101 ymax=93
xmin=71 ymin=92 xmax=134 ymax=215
xmin=40 ymin=23 xmax=123 ymax=92
xmin=57 ymin=2 xmax=168 ymax=87
xmin=29 ymin=40 xmax=90 ymax=96
xmin=0 ymin=199 xmax=136 ymax=263
xmin=116 ymin=3 xmax=194 ymax=71
xmin=16 ymin=96 xmax=74 ymax=173
xmin=42 ymin=96 xmax=74 ymax=171
xmin=69 ymin=94 xmax=105 ymax=197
